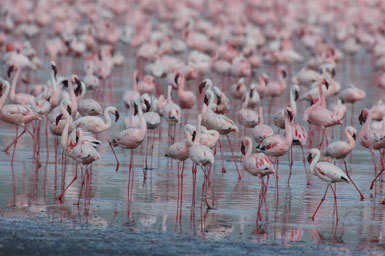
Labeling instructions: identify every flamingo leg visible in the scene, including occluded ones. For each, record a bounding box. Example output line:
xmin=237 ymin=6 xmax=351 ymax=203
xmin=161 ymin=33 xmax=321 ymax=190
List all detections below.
xmin=344 ymin=160 xmax=364 ymax=200
xmin=218 ymin=138 xmax=226 ymax=173
xmin=370 ymin=167 xmax=385 ymax=190
xmin=330 ymin=183 xmax=339 ymax=223
xmin=301 ymin=145 xmax=310 ymax=186
xmin=226 ymin=135 xmax=242 ymax=180
xmin=312 ymin=184 xmax=329 ymax=221
xmin=57 ymin=163 xmax=78 ymax=201
xmin=4 ymin=126 xmax=26 ymax=153
xmin=109 ymin=142 xmax=120 ymax=172
xmin=287 ymin=148 xmax=293 ymax=185
xmin=11 ymin=126 xmax=19 ymax=166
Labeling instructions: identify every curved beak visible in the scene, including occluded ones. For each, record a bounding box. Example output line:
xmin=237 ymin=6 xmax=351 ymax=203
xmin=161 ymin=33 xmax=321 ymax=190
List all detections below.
xmin=358 ymin=112 xmax=365 ymax=125
xmin=249 ymin=89 xmax=254 ymax=99
xmin=7 ymin=66 xmax=14 ymax=78
xmin=307 ymin=154 xmax=312 ymax=163
xmin=294 ymin=90 xmax=299 ymax=101
xmin=55 ymin=113 xmax=63 ymax=125
xmin=331 ymin=68 xmax=336 ymax=78
xmin=51 ymin=63 xmax=57 ymax=79
xmin=191 ymin=130 xmax=196 ymax=142
xmin=174 ymin=73 xmax=180 ymax=85
xmin=144 ymin=99 xmax=151 ymax=112
xmin=323 ymin=79 xmax=329 ymax=90
xmin=288 ymin=110 xmax=294 ymax=122
xmin=352 ymin=133 xmax=356 ymax=141
xmin=67 ymin=106 xmax=72 ymax=116
xmin=133 ymin=103 xmax=138 ymax=116
xmin=114 ymin=111 xmax=120 ymax=122
xmin=282 ymin=69 xmax=287 ymax=78
xmin=199 ymin=81 xmax=206 ymax=94
xmin=241 ymin=142 xmax=246 ymax=155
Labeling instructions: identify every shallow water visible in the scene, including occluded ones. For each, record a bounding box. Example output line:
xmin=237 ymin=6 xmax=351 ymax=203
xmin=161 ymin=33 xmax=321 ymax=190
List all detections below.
xmin=0 ymin=50 xmax=385 ymax=255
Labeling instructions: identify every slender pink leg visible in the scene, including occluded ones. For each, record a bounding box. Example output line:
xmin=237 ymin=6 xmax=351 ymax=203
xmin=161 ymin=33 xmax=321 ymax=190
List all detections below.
xmin=5 ymin=126 xmax=26 ymax=153
xmin=301 ymin=146 xmax=310 ymax=186
xmin=370 ymin=167 xmax=385 ymax=190
xmin=330 ymin=183 xmax=339 ymax=223
xmin=275 ymin=159 xmax=279 ymax=203
xmin=312 ymin=184 xmax=329 ymax=221
xmin=287 ymin=148 xmax=293 ymax=185
xmin=219 ymin=138 xmax=226 ymax=173
xmin=226 ymin=135 xmax=242 ymax=180
xmin=109 ymin=142 xmax=120 ymax=172
xmin=57 ymin=163 xmax=78 ymax=201
xmin=77 ymin=167 xmax=85 ymax=205
xmin=344 ymin=160 xmax=364 ymax=200
xmin=11 ymin=126 xmax=19 ymax=166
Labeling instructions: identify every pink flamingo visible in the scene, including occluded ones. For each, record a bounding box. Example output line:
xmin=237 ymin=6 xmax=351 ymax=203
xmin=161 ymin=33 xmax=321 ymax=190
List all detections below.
xmin=109 ymin=100 xmax=147 ymax=172
xmin=73 ymin=106 xmax=119 ymax=133
xmin=258 ymin=106 xmax=293 ymax=198
xmin=0 ymin=80 xmax=40 ymax=164
xmin=7 ymin=64 xmax=35 ymax=105
xmin=324 ymin=126 xmax=364 ymax=200
xmin=307 ymin=148 xmax=350 ymax=223
xmin=123 ymin=70 xmax=140 ymax=109
xmin=241 ymin=136 xmax=275 ymax=221
xmin=201 ymin=90 xmax=241 ymax=179
xmin=175 ymin=72 xmax=196 ymax=123
xmin=238 ymin=92 xmax=259 ymax=128
xmin=137 ymin=74 xmax=156 ymax=95
xmin=340 ymin=83 xmax=366 ymax=125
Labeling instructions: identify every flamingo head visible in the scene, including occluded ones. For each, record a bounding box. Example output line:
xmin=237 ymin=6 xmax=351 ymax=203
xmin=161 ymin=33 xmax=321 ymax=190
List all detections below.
xmin=114 ymin=110 xmax=120 ymax=122
xmin=133 ymin=102 xmax=139 ymax=116
xmin=204 ymin=94 xmax=209 ymax=106
xmin=261 ymin=73 xmax=269 ymax=84
xmin=359 ymin=108 xmax=369 ymax=125
xmin=143 ymin=98 xmax=151 ymax=112
xmin=279 ymin=67 xmax=287 ymax=79
xmin=285 ymin=106 xmax=294 ymax=122
xmin=322 ymin=78 xmax=329 ymax=90
xmin=174 ymin=72 xmax=180 ymax=87
xmin=7 ymin=64 xmax=17 ymax=78
xmin=346 ymin=126 xmax=357 ymax=140
xmin=199 ymin=80 xmax=207 ymax=93
xmin=191 ymin=130 xmax=197 ymax=142
xmin=307 ymin=152 xmax=313 ymax=163
xmin=55 ymin=113 xmax=63 ymax=125
xmin=0 ymin=81 xmax=5 ymax=96
xmin=240 ymin=141 xmax=246 ymax=155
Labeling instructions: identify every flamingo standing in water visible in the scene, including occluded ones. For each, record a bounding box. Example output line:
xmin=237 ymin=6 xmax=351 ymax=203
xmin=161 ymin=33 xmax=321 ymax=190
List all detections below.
xmin=123 ymin=70 xmax=140 ymax=109
xmin=110 ymin=100 xmax=147 ymax=172
xmin=160 ymin=85 xmax=182 ymax=144
xmin=257 ymin=106 xmax=293 ymax=199
xmin=7 ymin=64 xmax=35 ymax=105
xmin=339 ymin=83 xmax=366 ymax=125
xmin=0 ymin=80 xmax=40 ymax=164
xmin=201 ymin=89 xmax=241 ymax=179
xmin=307 ymin=148 xmax=350 ymax=223
xmin=241 ymin=136 xmax=275 ymax=222
xmin=237 ymin=92 xmax=259 ymax=129
xmin=324 ymin=126 xmax=364 ymax=200
xmin=175 ymin=72 xmax=196 ymax=124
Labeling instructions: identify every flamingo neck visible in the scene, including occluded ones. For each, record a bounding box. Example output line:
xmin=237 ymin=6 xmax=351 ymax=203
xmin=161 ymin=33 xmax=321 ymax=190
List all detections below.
xmin=289 ymin=90 xmax=297 ymax=118
xmin=359 ymin=112 xmax=371 ymax=143
xmin=9 ymin=67 xmax=20 ymax=100
xmin=103 ymin=106 xmax=114 ymax=129
xmin=284 ymin=116 xmax=293 ymax=147
xmin=318 ymin=81 xmax=326 ymax=108
xmin=68 ymin=79 xmax=78 ymax=117
xmin=346 ymin=130 xmax=356 ymax=148
xmin=61 ymin=112 xmax=71 ymax=150
xmin=0 ymin=82 xmax=10 ymax=109
xmin=258 ymin=107 xmax=264 ymax=124
xmin=167 ymin=86 xmax=172 ymax=103
xmin=245 ymin=137 xmax=252 ymax=157
xmin=309 ymin=150 xmax=320 ymax=174
xmin=138 ymin=106 xmax=147 ymax=136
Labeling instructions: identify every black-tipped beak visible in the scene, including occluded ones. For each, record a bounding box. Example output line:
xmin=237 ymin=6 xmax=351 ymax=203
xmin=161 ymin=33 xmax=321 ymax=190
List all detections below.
xmin=294 ymin=90 xmax=299 ymax=101
xmin=236 ymin=84 xmax=241 ymax=91
xmin=331 ymin=68 xmax=336 ymax=78
xmin=199 ymin=81 xmax=206 ymax=93
xmin=174 ymin=73 xmax=180 ymax=85
xmin=264 ymin=77 xmax=269 ymax=84
xmin=62 ymin=80 xmax=69 ymax=88
xmin=115 ymin=111 xmax=120 ymax=122
xmin=359 ymin=112 xmax=365 ymax=125
xmin=249 ymin=89 xmax=254 ymax=99
xmin=144 ymin=99 xmax=151 ymax=112
xmin=67 ymin=106 xmax=72 ymax=116
xmin=307 ymin=154 xmax=312 ymax=163
xmin=7 ymin=66 xmax=14 ymax=78
xmin=241 ymin=142 xmax=246 ymax=155
xmin=352 ymin=134 xmax=356 ymax=141
xmin=288 ymin=110 xmax=294 ymax=122
xmin=324 ymin=79 xmax=329 ymax=90
xmin=133 ymin=103 xmax=138 ymax=116
xmin=56 ymin=113 xmax=63 ymax=125
xmin=282 ymin=69 xmax=287 ymax=78
xmin=204 ymin=95 xmax=209 ymax=106
xmin=51 ymin=64 xmax=57 ymax=79
xmin=192 ymin=130 xmax=196 ymax=142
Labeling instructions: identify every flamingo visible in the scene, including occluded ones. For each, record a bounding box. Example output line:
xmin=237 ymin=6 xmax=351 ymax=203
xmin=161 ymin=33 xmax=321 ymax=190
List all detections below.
xmin=123 ymin=70 xmax=140 ymax=109
xmin=201 ymin=89 xmax=241 ymax=179
xmin=175 ymin=72 xmax=196 ymax=123
xmin=7 ymin=64 xmax=35 ymax=105
xmin=199 ymin=79 xmax=230 ymax=114
xmin=307 ymin=148 xmax=350 ymax=223
xmin=258 ymin=106 xmax=293 ymax=199
xmin=274 ymin=84 xmax=300 ymax=129
xmin=0 ymin=80 xmax=40 ymax=164
xmin=110 ymin=100 xmax=147 ymax=172
xmin=241 ymin=136 xmax=275 ymax=221
xmin=73 ymin=106 xmax=119 ymax=133
xmin=246 ymin=83 xmax=260 ymax=109
xmin=78 ymin=98 xmax=103 ymax=116
xmin=340 ymin=83 xmax=366 ymax=125
xmin=324 ymin=126 xmax=364 ymax=200
xmin=237 ymin=92 xmax=259 ymax=128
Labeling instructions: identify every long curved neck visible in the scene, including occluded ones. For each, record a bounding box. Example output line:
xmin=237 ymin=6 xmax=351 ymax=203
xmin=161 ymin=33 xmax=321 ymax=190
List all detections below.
xmin=68 ymin=79 xmax=78 ymax=116
xmin=258 ymin=107 xmax=264 ymax=124
xmin=346 ymin=130 xmax=356 ymax=148
xmin=284 ymin=115 xmax=293 ymax=146
xmin=309 ymin=151 xmax=320 ymax=174
xmin=0 ymin=83 xmax=10 ymax=109
xmin=246 ymin=137 xmax=252 ymax=157
xmin=318 ymin=81 xmax=326 ymax=108
xmin=138 ymin=107 xmax=147 ymax=136
xmin=9 ymin=68 xmax=20 ymax=101
xmin=133 ymin=72 xmax=138 ymax=92
xmin=289 ymin=90 xmax=297 ymax=117
xmin=304 ymin=100 xmax=320 ymax=121
xmin=167 ymin=86 xmax=172 ymax=103
xmin=50 ymin=70 xmax=60 ymax=107
xmin=103 ymin=107 xmax=113 ymax=129
xmin=242 ymin=94 xmax=249 ymax=109
xmin=178 ymin=76 xmax=185 ymax=92
xmin=61 ymin=113 xmax=70 ymax=150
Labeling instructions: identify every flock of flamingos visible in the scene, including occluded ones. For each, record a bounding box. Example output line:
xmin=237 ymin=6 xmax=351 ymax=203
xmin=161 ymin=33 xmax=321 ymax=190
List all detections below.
xmin=1 ymin=0 xmax=385 ymax=227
